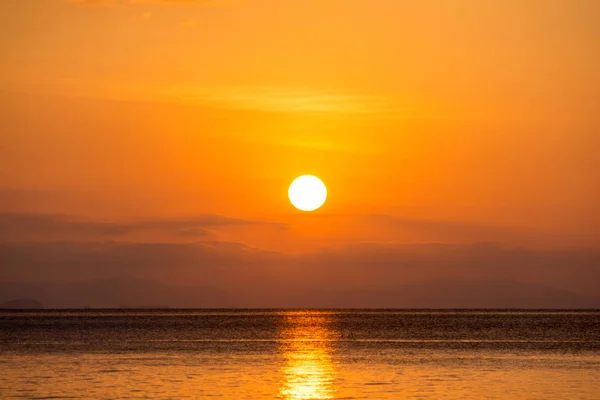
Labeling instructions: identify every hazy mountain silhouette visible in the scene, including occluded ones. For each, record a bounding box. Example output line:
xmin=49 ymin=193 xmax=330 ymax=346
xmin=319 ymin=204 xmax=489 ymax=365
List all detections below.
xmin=0 ymin=277 xmax=597 ymax=308
xmin=0 ymin=277 xmax=235 ymax=308
xmin=0 ymin=298 xmax=44 ymax=309
xmin=295 ymin=279 xmax=600 ymax=309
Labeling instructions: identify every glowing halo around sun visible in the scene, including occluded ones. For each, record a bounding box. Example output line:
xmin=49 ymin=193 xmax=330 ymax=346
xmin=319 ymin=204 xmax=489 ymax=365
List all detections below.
xmin=288 ymin=175 xmax=327 ymax=212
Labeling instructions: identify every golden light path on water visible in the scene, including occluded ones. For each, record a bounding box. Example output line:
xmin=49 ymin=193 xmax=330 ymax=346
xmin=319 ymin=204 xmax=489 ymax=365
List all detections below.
xmin=278 ymin=312 xmax=337 ymax=399
xmin=2 ymin=311 xmax=600 ymax=398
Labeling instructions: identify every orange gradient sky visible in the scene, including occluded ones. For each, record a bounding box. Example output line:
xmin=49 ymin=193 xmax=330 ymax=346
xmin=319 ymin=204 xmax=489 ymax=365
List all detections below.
xmin=1 ymin=0 xmax=598 ymax=258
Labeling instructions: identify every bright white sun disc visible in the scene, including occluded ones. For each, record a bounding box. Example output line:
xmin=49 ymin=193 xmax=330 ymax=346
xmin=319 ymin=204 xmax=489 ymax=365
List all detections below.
xmin=288 ymin=175 xmax=327 ymax=211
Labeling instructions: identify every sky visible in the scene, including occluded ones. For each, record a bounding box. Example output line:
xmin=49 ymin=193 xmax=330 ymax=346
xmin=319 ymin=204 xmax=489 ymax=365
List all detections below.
xmin=1 ymin=0 xmax=599 ymax=306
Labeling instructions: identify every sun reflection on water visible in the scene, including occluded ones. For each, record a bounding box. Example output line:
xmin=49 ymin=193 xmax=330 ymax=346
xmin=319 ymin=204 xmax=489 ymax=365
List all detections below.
xmin=278 ymin=312 xmax=337 ymax=400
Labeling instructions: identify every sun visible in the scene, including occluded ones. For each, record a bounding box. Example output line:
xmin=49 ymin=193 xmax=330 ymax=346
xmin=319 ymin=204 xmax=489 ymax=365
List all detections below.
xmin=288 ymin=175 xmax=327 ymax=212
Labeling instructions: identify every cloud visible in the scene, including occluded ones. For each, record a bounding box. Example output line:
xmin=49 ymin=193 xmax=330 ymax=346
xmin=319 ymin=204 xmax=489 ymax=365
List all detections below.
xmin=170 ymin=86 xmax=391 ymax=115
xmin=362 ymin=214 xmax=532 ymax=244
xmin=130 ymin=0 xmax=227 ymax=4
xmin=283 ymin=212 xmax=559 ymax=248
xmin=0 ymin=212 xmax=285 ymax=242
xmin=0 ymin=213 xmax=135 ymax=239
xmin=65 ymin=0 xmax=114 ymax=5
xmin=179 ymin=18 xmax=197 ymax=27
xmin=65 ymin=0 xmax=235 ymax=6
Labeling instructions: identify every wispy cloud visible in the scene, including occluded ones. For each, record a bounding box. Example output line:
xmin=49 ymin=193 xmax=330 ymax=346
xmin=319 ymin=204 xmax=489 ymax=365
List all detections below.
xmin=23 ymin=75 xmax=392 ymax=115
xmin=0 ymin=212 xmax=286 ymax=242
xmin=178 ymin=18 xmax=197 ymax=27
xmin=65 ymin=0 xmax=114 ymax=5
xmin=65 ymin=0 xmax=235 ymax=6
xmin=130 ymin=0 xmax=229 ymax=4
xmin=169 ymin=85 xmax=391 ymax=114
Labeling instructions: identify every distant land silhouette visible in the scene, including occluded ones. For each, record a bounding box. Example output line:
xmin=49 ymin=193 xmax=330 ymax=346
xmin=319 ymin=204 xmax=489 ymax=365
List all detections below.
xmin=0 ymin=298 xmax=44 ymax=309
xmin=0 ymin=277 xmax=598 ymax=309
xmin=0 ymin=277 xmax=234 ymax=309
xmin=297 ymin=280 xmax=600 ymax=309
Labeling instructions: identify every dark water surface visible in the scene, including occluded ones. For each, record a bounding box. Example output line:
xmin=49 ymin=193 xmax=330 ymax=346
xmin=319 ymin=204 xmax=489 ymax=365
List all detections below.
xmin=1 ymin=310 xmax=599 ymax=399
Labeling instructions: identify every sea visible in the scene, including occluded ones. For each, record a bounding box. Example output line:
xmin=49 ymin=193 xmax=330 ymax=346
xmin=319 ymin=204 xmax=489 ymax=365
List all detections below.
xmin=1 ymin=310 xmax=599 ymax=399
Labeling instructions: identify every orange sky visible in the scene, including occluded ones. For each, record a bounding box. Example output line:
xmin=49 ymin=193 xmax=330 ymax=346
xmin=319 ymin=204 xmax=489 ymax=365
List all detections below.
xmin=1 ymin=0 xmax=598 ymax=256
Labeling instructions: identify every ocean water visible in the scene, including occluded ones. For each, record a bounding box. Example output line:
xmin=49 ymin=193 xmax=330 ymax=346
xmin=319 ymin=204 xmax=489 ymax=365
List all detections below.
xmin=1 ymin=310 xmax=599 ymax=399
